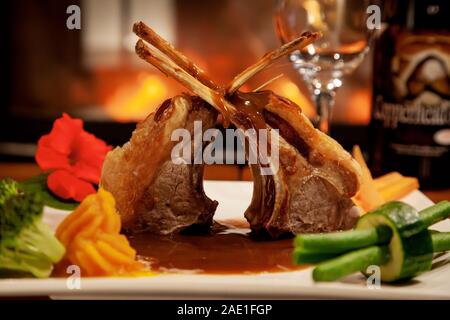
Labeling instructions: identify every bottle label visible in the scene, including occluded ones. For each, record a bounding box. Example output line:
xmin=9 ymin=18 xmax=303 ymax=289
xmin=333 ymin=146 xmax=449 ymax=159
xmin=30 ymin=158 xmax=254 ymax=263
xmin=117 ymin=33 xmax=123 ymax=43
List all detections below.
xmin=373 ymin=33 xmax=450 ymax=164
xmin=373 ymin=97 xmax=450 ymax=129
xmin=374 ymin=34 xmax=450 ymax=130
xmin=371 ymin=32 xmax=450 ymax=186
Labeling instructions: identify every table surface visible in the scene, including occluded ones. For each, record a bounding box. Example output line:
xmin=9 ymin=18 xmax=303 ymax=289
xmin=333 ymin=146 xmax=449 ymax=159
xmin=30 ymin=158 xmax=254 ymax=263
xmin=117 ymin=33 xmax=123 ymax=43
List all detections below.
xmin=0 ymin=162 xmax=448 ymax=203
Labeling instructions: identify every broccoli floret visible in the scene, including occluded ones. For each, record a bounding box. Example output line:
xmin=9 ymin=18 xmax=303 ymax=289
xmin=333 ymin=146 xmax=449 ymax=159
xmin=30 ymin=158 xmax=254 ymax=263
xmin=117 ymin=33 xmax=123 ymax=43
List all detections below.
xmin=0 ymin=178 xmax=18 ymax=206
xmin=0 ymin=179 xmax=65 ymax=278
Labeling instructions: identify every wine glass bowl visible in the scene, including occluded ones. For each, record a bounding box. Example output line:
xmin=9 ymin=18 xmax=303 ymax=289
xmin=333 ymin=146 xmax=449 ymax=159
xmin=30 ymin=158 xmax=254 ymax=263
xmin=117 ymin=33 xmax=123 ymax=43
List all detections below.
xmin=274 ymin=0 xmax=373 ymax=133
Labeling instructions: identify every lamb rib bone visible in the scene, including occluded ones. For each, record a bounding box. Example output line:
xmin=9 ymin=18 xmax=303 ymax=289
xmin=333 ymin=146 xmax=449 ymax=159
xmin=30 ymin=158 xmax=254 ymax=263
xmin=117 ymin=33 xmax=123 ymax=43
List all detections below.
xmin=134 ymin=23 xmax=232 ymax=127
xmin=135 ymin=39 xmax=234 ymax=128
xmin=226 ymin=31 xmax=322 ymax=95
xmin=133 ymin=21 xmax=220 ymax=91
xmin=134 ymin=22 xmax=320 ymax=127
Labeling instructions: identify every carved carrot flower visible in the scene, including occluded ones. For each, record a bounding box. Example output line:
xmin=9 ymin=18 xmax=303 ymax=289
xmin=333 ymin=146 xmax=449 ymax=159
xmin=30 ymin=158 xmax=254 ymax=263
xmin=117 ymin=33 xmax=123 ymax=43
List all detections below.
xmin=35 ymin=113 xmax=111 ymax=202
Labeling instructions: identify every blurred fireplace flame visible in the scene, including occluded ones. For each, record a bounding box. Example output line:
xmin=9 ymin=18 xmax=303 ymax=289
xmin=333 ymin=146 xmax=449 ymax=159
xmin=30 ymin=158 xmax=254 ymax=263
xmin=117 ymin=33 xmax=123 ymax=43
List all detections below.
xmin=102 ymin=72 xmax=368 ymax=125
xmin=105 ymin=73 xmax=168 ymax=122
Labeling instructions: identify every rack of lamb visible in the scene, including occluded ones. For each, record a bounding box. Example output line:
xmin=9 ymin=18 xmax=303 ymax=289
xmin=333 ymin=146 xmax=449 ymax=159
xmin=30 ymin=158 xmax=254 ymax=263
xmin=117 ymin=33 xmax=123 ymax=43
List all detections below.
xmin=100 ymin=21 xmax=362 ymax=238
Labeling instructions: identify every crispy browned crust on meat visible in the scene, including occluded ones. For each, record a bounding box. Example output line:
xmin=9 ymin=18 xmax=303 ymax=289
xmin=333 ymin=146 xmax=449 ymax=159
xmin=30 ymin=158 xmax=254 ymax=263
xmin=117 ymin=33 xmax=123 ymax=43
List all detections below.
xmin=101 ymin=95 xmax=218 ymax=234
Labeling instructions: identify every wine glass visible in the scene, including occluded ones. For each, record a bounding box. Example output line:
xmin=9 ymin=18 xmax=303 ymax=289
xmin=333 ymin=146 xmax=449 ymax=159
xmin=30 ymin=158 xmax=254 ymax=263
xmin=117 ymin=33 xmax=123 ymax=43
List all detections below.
xmin=274 ymin=0 xmax=374 ymax=133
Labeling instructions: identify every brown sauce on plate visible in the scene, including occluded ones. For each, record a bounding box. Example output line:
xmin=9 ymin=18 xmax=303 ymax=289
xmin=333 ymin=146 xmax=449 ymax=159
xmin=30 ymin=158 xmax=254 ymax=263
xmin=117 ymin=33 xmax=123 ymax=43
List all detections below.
xmin=129 ymin=220 xmax=306 ymax=274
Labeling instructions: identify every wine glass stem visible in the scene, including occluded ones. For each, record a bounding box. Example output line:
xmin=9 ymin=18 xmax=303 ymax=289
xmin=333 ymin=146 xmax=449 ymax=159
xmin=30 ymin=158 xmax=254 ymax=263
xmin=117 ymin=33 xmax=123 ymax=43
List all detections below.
xmin=314 ymin=89 xmax=336 ymax=134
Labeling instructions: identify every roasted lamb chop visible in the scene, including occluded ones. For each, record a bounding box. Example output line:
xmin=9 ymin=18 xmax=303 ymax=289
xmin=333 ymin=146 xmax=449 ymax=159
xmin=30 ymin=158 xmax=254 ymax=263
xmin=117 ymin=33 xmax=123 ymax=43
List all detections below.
xmin=231 ymin=91 xmax=361 ymax=236
xmin=101 ymin=95 xmax=218 ymax=234
xmin=100 ymin=21 xmax=362 ymax=237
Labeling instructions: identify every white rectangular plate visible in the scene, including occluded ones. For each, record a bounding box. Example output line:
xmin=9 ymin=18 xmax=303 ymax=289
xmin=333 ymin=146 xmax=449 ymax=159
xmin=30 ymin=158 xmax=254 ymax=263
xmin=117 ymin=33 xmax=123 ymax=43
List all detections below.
xmin=0 ymin=181 xmax=449 ymax=299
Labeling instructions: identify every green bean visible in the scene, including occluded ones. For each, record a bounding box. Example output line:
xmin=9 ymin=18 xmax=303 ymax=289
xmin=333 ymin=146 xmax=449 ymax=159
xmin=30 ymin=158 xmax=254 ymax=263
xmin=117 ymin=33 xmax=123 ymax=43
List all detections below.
xmin=431 ymin=231 xmax=450 ymax=253
xmin=292 ymin=249 xmax=338 ymax=264
xmin=419 ymin=201 xmax=450 ymax=229
xmin=294 ymin=226 xmax=391 ymax=254
xmin=312 ymin=246 xmax=390 ymax=282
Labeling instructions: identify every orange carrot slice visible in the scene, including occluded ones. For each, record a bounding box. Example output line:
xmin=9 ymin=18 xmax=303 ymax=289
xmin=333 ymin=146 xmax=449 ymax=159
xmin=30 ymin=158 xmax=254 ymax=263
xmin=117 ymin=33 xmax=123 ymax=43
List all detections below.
xmin=379 ymin=177 xmax=419 ymax=202
xmin=56 ymin=188 xmax=147 ymax=277
xmin=83 ymin=242 xmax=116 ymax=275
xmin=96 ymin=240 xmax=136 ymax=265
xmin=352 ymin=145 xmax=384 ymax=212
xmin=373 ymin=172 xmax=403 ymax=191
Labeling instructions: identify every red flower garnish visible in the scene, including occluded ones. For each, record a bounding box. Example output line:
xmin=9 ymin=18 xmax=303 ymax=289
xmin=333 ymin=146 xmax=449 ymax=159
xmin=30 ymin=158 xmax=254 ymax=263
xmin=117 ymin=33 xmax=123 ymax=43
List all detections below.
xmin=35 ymin=113 xmax=112 ymax=202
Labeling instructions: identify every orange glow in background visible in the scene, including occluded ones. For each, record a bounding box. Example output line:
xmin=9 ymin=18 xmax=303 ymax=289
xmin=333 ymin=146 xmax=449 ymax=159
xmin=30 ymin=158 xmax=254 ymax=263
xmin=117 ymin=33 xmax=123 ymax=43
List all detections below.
xmin=334 ymin=89 xmax=371 ymax=125
xmin=105 ymin=73 xmax=168 ymax=122
xmin=94 ymin=68 xmax=370 ymax=125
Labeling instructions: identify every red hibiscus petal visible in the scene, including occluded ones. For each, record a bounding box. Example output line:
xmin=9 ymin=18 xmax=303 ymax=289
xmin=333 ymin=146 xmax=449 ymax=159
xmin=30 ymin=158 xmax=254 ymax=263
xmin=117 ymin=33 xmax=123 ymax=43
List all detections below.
xmin=35 ymin=113 xmax=84 ymax=171
xmin=35 ymin=135 xmax=71 ymax=171
xmin=47 ymin=170 xmax=96 ymax=202
xmin=71 ymin=131 xmax=112 ymax=184
xmin=35 ymin=113 xmax=111 ymax=194
xmin=43 ymin=113 xmax=83 ymax=155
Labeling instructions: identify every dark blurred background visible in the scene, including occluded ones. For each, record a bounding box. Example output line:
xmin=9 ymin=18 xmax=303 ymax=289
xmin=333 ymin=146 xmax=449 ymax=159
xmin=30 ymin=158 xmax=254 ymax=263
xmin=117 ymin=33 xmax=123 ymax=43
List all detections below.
xmin=0 ymin=0 xmax=371 ymax=162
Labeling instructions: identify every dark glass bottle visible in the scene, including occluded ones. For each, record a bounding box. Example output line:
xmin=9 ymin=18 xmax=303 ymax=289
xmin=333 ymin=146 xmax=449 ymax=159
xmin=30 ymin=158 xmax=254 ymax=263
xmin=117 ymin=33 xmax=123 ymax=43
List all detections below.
xmin=370 ymin=0 xmax=450 ymax=189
